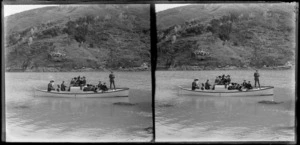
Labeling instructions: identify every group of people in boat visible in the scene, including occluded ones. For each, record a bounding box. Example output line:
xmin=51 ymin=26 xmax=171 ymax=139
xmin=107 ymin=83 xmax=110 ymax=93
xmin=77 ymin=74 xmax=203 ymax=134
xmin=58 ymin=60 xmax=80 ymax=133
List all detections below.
xmin=192 ymin=79 xmax=212 ymax=90
xmin=227 ymin=80 xmax=253 ymax=91
xmin=214 ymin=74 xmax=231 ymax=85
xmin=70 ymin=76 xmax=87 ymax=87
xmin=191 ymin=70 xmax=261 ymax=91
xmin=47 ymin=71 xmax=116 ymax=92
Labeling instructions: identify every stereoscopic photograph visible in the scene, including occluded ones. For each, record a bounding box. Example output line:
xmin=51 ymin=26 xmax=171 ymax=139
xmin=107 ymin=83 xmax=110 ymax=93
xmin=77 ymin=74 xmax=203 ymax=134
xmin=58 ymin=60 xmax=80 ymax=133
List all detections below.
xmin=4 ymin=4 xmax=152 ymax=142
xmin=155 ymin=3 xmax=296 ymax=142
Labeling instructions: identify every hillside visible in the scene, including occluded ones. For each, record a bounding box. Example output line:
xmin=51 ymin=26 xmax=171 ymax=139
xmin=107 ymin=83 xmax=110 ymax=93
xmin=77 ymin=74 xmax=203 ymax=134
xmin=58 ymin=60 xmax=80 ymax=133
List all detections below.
xmin=5 ymin=4 xmax=150 ymax=72
xmin=156 ymin=3 xmax=297 ymax=70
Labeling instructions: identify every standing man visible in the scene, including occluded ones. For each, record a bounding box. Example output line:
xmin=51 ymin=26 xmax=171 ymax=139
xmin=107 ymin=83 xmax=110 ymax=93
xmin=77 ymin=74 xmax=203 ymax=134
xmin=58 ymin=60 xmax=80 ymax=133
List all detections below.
xmin=254 ymin=70 xmax=260 ymax=88
xmin=109 ymin=71 xmax=116 ymax=90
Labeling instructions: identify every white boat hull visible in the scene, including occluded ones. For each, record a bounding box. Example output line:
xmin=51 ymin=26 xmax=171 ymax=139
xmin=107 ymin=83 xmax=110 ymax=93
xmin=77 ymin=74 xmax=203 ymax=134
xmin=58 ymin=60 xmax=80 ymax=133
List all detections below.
xmin=179 ymin=86 xmax=274 ymax=97
xmin=34 ymin=88 xmax=129 ymax=98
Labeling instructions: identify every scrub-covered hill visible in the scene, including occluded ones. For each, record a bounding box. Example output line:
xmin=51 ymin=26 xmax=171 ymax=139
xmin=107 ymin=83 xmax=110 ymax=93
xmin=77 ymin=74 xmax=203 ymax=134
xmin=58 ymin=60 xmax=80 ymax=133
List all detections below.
xmin=5 ymin=4 xmax=150 ymax=72
xmin=156 ymin=3 xmax=297 ymax=70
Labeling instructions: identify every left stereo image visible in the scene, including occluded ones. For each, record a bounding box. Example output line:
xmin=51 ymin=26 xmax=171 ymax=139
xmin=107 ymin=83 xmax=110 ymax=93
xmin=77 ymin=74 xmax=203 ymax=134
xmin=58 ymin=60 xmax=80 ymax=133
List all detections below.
xmin=3 ymin=4 xmax=152 ymax=142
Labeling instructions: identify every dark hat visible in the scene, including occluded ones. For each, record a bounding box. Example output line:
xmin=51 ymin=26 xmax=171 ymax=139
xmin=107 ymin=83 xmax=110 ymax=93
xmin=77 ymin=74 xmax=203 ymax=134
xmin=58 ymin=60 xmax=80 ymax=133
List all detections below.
xmin=50 ymin=80 xmax=54 ymax=82
xmin=194 ymin=79 xmax=198 ymax=81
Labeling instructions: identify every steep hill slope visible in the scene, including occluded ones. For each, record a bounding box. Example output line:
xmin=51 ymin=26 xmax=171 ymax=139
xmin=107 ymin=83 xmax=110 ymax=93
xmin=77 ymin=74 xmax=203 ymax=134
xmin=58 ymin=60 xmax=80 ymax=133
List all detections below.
xmin=156 ymin=3 xmax=296 ymax=70
xmin=5 ymin=4 xmax=150 ymax=72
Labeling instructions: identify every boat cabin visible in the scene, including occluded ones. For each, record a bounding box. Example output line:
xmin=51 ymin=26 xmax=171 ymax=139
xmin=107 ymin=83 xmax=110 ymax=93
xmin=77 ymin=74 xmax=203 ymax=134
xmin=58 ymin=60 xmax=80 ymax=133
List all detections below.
xmin=214 ymin=85 xmax=227 ymax=91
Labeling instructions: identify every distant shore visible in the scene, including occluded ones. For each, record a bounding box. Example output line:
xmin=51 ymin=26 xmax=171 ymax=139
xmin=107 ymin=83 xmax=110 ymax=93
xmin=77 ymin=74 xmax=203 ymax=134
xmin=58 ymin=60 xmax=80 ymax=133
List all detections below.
xmin=6 ymin=66 xmax=151 ymax=72
xmin=156 ymin=65 xmax=294 ymax=71
xmin=6 ymin=65 xmax=294 ymax=72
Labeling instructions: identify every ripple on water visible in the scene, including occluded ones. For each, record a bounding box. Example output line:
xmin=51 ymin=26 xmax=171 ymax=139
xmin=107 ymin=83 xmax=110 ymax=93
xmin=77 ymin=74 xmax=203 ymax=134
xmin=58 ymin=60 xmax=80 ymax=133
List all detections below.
xmin=13 ymin=105 xmax=31 ymax=109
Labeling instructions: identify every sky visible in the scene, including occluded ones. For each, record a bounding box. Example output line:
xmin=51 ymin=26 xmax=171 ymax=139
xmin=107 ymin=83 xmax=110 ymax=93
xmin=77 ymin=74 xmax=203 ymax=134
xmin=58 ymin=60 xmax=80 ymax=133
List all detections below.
xmin=155 ymin=4 xmax=190 ymax=12
xmin=3 ymin=5 xmax=56 ymax=17
xmin=3 ymin=4 xmax=190 ymax=17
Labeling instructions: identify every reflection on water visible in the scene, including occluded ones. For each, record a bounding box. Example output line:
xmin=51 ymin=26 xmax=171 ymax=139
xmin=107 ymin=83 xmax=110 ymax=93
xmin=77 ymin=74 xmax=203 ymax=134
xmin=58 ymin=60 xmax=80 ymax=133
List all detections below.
xmin=5 ymin=72 xmax=152 ymax=142
xmin=155 ymin=70 xmax=295 ymax=141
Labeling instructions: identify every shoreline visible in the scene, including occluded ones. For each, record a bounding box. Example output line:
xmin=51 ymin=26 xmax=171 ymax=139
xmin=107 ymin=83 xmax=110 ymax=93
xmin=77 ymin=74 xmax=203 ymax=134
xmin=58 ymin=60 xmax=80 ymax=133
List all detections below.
xmin=156 ymin=66 xmax=294 ymax=71
xmin=5 ymin=65 xmax=294 ymax=72
xmin=5 ymin=67 xmax=151 ymax=72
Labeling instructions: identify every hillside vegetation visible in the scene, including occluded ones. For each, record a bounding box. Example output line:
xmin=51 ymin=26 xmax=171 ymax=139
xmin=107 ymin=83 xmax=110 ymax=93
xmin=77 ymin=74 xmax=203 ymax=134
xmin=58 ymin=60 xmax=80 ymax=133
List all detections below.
xmin=156 ymin=3 xmax=297 ymax=70
xmin=5 ymin=5 xmax=150 ymax=72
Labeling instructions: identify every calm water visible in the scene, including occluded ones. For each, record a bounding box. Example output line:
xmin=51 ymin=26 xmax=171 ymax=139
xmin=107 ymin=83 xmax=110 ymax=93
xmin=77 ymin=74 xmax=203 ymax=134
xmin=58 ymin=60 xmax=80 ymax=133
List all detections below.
xmin=155 ymin=70 xmax=295 ymax=142
xmin=5 ymin=71 xmax=152 ymax=142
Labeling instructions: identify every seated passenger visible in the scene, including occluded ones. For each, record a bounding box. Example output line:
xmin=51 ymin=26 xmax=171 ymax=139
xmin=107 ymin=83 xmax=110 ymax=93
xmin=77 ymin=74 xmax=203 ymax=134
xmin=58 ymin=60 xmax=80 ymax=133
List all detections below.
xmin=61 ymin=81 xmax=66 ymax=91
xmin=224 ymin=76 xmax=229 ymax=88
xmin=82 ymin=76 xmax=87 ymax=86
xmin=74 ymin=78 xmax=79 ymax=86
xmin=101 ymin=83 xmax=108 ymax=91
xmin=83 ymin=84 xmax=89 ymax=91
xmin=236 ymin=84 xmax=242 ymax=91
xmin=205 ymin=80 xmax=211 ymax=90
xmin=47 ymin=80 xmax=55 ymax=92
xmin=227 ymin=75 xmax=231 ymax=84
xmin=214 ymin=76 xmax=220 ymax=85
xmin=221 ymin=74 xmax=225 ymax=84
xmin=245 ymin=81 xmax=253 ymax=90
xmin=92 ymin=85 xmax=98 ymax=93
xmin=79 ymin=78 xmax=84 ymax=90
xmin=70 ymin=78 xmax=75 ymax=86
xmin=83 ymin=84 xmax=93 ymax=91
xmin=201 ymin=83 xmax=204 ymax=90
xmin=218 ymin=76 xmax=222 ymax=85
xmin=227 ymin=83 xmax=234 ymax=90
xmin=97 ymin=81 xmax=103 ymax=90
xmin=56 ymin=85 xmax=60 ymax=92
xmin=192 ymin=79 xmax=200 ymax=90
xmin=242 ymin=80 xmax=247 ymax=88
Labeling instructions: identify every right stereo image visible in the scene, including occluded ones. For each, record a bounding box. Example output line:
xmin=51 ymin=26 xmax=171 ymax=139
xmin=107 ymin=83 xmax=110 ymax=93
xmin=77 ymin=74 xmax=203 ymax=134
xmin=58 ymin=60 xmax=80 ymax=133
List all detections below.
xmin=155 ymin=3 xmax=296 ymax=142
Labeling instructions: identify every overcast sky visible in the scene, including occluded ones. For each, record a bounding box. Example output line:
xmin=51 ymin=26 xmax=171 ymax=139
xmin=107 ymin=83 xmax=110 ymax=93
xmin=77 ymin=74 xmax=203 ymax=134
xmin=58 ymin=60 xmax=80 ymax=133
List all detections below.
xmin=3 ymin=4 xmax=190 ymax=17
xmin=3 ymin=5 xmax=56 ymax=17
xmin=155 ymin=4 xmax=190 ymax=12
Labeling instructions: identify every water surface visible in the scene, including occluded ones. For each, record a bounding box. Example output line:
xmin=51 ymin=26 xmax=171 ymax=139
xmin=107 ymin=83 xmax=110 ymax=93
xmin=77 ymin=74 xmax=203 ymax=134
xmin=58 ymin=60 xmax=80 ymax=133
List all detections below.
xmin=5 ymin=71 xmax=152 ymax=142
xmin=155 ymin=70 xmax=295 ymax=142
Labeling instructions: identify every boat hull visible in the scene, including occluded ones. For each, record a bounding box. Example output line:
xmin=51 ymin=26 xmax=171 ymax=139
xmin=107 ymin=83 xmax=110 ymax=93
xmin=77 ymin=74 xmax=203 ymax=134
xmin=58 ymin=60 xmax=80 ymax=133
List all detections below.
xmin=34 ymin=88 xmax=129 ymax=98
xmin=179 ymin=86 xmax=274 ymax=97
